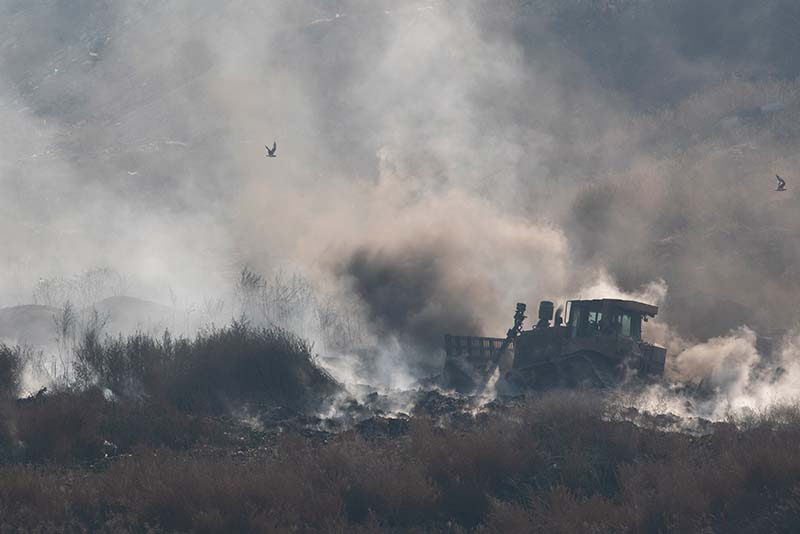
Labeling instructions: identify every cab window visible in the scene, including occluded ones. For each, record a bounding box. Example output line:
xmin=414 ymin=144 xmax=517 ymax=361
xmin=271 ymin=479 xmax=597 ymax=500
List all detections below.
xmin=573 ymin=306 xmax=603 ymax=337
xmin=620 ymin=313 xmax=632 ymax=337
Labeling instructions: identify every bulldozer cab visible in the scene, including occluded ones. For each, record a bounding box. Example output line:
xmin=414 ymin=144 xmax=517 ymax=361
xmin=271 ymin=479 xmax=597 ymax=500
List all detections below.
xmin=567 ymin=299 xmax=656 ymax=340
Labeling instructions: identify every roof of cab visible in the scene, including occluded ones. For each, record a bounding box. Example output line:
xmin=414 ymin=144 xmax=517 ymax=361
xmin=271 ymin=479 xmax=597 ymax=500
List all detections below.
xmin=567 ymin=298 xmax=658 ymax=317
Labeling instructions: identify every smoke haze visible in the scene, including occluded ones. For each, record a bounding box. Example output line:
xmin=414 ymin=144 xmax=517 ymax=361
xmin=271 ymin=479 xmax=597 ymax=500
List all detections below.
xmin=3 ymin=0 xmax=800 ymax=409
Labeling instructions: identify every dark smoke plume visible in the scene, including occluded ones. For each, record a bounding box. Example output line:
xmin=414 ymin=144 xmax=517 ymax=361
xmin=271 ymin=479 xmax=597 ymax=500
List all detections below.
xmin=340 ymin=245 xmax=486 ymax=355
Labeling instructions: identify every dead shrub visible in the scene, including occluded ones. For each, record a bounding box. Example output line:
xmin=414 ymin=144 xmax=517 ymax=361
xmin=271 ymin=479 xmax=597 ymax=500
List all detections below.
xmin=72 ymin=321 xmax=341 ymax=415
xmin=0 ymin=344 xmax=24 ymax=399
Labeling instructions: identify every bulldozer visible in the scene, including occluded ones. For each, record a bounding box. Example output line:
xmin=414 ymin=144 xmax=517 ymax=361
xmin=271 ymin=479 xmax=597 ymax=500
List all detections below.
xmin=443 ymin=298 xmax=666 ymax=393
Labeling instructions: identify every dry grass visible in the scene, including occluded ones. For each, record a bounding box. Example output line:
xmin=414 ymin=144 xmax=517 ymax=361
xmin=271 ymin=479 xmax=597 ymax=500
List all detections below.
xmin=1 ymin=392 xmax=800 ymax=531
xmin=0 ymin=389 xmax=222 ymax=465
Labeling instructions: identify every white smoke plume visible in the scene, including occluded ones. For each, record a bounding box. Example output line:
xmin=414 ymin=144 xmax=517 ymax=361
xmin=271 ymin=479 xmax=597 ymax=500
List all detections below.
xmin=3 ymin=1 xmax=800 ymax=417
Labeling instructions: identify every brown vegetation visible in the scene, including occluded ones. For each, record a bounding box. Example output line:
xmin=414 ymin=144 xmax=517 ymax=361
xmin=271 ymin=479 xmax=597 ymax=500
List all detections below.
xmin=2 ymin=323 xmax=798 ymax=531
xmin=2 ymin=388 xmax=800 ymax=532
xmin=72 ymin=321 xmax=341 ymax=414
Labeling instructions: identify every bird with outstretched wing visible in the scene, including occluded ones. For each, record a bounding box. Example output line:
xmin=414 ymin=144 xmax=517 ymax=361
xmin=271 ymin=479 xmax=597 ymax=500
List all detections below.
xmin=265 ymin=141 xmax=277 ymax=158
xmin=776 ymin=174 xmax=787 ymax=191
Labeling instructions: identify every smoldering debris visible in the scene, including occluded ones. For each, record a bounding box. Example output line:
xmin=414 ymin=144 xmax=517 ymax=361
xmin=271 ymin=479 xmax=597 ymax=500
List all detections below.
xmin=354 ymin=414 xmax=410 ymax=439
xmin=611 ymin=405 xmax=719 ymax=436
xmin=310 ymin=385 xmax=514 ymax=435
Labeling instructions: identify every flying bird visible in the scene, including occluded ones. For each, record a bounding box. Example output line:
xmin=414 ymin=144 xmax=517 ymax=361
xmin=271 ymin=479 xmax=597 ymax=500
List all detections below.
xmin=265 ymin=142 xmax=277 ymax=158
xmin=776 ymin=175 xmax=787 ymax=192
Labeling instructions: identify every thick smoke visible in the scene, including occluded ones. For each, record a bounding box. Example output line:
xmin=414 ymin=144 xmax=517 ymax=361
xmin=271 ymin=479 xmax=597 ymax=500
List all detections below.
xmin=624 ymin=326 xmax=800 ymax=421
xmin=3 ymin=1 xmax=800 ymax=410
xmin=341 ymin=244 xmax=484 ymax=355
xmin=333 ymin=188 xmax=567 ymax=360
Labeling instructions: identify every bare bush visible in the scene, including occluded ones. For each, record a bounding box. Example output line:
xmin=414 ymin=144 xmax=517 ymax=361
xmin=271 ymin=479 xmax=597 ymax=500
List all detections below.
xmin=235 ymin=266 xmax=264 ymax=320
xmin=70 ymin=320 xmax=340 ymax=414
xmin=164 ymin=320 xmax=340 ymax=414
xmin=51 ymin=300 xmax=77 ymax=383
xmin=72 ymin=309 xmax=111 ymax=389
xmin=0 ymin=345 xmax=23 ymax=399
xmin=234 ymin=266 xmax=368 ymax=354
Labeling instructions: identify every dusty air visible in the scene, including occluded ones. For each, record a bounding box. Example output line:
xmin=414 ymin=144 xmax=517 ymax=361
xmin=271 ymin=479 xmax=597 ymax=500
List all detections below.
xmin=2 ymin=1 xmax=800 ymax=532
